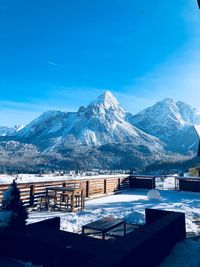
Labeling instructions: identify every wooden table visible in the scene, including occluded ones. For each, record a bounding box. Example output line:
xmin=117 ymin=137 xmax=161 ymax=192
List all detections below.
xmin=82 ymin=217 xmax=126 ymax=240
xmin=46 ymin=186 xmax=85 ymax=212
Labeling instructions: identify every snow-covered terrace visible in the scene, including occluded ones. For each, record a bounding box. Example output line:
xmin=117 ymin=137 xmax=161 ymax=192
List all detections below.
xmin=27 ymin=188 xmax=200 ymax=267
xmin=1 ymin=178 xmax=200 ymax=266
xmin=1 ymin=174 xmax=199 ymax=234
xmin=28 ymin=188 xmax=200 ymax=235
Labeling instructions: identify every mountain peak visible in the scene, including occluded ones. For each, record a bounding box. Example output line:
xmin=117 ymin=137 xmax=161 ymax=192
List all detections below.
xmin=77 ymin=90 xmax=125 ymax=121
xmin=130 ymin=97 xmax=186 ymax=141
xmin=159 ymin=98 xmax=175 ymax=105
xmin=93 ymin=90 xmax=120 ymax=108
xmin=89 ymin=90 xmax=125 ymax=117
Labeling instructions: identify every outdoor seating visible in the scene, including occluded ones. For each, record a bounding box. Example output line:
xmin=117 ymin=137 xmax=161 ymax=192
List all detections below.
xmin=40 ymin=194 xmax=57 ymax=211
xmin=42 ymin=182 xmax=85 ymax=212
xmin=59 ymin=191 xmax=72 ymax=210
xmin=60 ymin=191 xmax=81 ymax=210
xmin=59 ymin=183 xmax=85 ymax=211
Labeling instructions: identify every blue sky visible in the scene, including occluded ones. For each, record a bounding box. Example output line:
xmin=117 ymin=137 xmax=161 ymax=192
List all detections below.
xmin=0 ymin=0 xmax=200 ymax=126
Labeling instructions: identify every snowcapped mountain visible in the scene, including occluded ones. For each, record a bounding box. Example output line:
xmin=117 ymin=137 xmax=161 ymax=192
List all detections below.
xmin=0 ymin=92 xmax=198 ymax=171
xmin=0 ymin=91 xmax=170 ymax=170
xmin=128 ymin=98 xmax=199 ymax=153
xmin=0 ymin=125 xmax=24 ymax=137
xmin=68 ymin=91 xmax=162 ymax=148
xmin=15 ymin=91 xmax=164 ymax=151
xmin=127 ymin=98 xmax=185 ymax=139
xmin=15 ymin=110 xmax=71 ymax=148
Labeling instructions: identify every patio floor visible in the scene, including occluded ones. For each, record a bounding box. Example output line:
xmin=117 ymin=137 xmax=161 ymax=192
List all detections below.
xmin=28 ymin=189 xmax=200 ymax=235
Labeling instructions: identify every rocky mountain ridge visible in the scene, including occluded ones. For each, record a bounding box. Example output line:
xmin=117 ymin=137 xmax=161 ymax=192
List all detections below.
xmin=129 ymin=98 xmax=200 ymax=153
xmin=0 ymin=91 xmax=198 ymax=171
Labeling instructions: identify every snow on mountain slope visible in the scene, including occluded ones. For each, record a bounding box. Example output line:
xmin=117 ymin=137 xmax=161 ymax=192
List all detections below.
xmin=16 ymin=110 xmax=68 ymax=138
xmin=15 ymin=110 xmax=78 ymax=149
xmin=128 ymin=98 xmax=199 ymax=153
xmin=69 ymin=91 xmax=159 ymax=147
xmin=176 ymin=101 xmax=200 ymax=124
xmin=88 ymin=90 xmax=125 ymax=119
xmin=0 ymin=125 xmax=23 ymax=137
xmin=129 ymin=98 xmax=185 ymax=130
xmin=1 ymin=92 xmax=197 ymax=170
xmin=14 ymin=91 xmax=164 ymax=152
xmin=0 ymin=91 xmax=171 ymax=170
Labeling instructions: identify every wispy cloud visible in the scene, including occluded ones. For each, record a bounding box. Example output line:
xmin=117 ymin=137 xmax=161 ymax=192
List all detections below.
xmin=47 ymin=61 xmax=61 ymax=67
xmin=0 ymin=100 xmax=58 ymax=113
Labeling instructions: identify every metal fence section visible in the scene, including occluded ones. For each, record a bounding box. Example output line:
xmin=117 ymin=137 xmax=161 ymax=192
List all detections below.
xmin=155 ymin=176 xmax=178 ymax=191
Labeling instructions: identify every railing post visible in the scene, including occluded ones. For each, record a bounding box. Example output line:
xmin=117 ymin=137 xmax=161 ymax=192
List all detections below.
xmin=104 ymin=179 xmax=107 ymax=194
xmin=152 ymin=177 xmax=155 ymax=189
xmin=86 ymin=180 xmax=90 ymax=197
xmin=29 ymin=184 xmax=35 ymax=207
xmin=118 ymin=178 xmax=121 ymax=190
xmin=175 ymin=177 xmax=179 ymax=191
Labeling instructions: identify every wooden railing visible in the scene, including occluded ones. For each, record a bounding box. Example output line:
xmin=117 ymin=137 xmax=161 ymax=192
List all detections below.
xmin=0 ymin=175 xmax=130 ymax=207
xmin=2 ymin=174 xmax=199 ymax=208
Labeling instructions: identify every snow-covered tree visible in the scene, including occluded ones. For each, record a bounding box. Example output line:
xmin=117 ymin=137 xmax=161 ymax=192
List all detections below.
xmin=0 ymin=179 xmax=28 ymax=231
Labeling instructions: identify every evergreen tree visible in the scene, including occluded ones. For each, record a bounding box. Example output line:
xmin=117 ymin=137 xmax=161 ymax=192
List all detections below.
xmin=1 ymin=179 xmax=28 ymax=230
